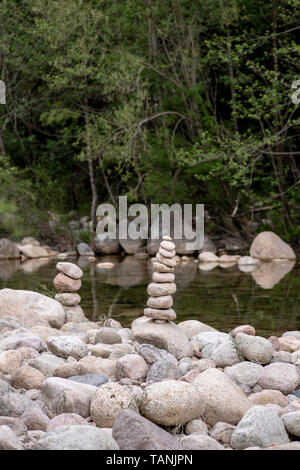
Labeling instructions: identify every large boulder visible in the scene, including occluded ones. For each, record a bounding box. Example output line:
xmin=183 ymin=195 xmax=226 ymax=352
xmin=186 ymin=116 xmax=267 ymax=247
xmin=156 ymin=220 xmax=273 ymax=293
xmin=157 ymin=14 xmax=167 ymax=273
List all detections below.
xmin=41 ymin=377 xmax=97 ymax=418
xmin=250 ymin=231 xmax=296 ymax=260
xmin=191 ymin=331 xmax=241 ymax=367
xmin=193 ymin=369 xmax=252 ymax=426
xmin=140 ymin=380 xmax=205 ymax=426
xmin=32 ymin=425 xmax=119 ymax=450
xmin=132 ymin=317 xmax=193 ymax=360
xmin=112 ymin=409 xmax=184 ymax=450
xmin=0 ymin=238 xmax=20 ymax=260
xmin=230 ymin=405 xmax=289 ymax=449
xmin=17 ymin=244 xmax=49 ymax=258
xmin=0 ymin=289 xmax=65 ymax=328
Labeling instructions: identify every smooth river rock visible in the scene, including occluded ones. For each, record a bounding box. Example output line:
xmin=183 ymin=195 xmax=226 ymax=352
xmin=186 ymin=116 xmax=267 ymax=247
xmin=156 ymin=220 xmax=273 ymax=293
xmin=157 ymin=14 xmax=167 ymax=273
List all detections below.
xmin=230 ymin=405 xmax=289 ymax=449
xmin=132 ymin=317 xmax=193 ymax=360
xmin=234 ymin=333 xmax=273 ymax=364
xmin=191 ymin=331 xmax=241 ymax=367
xmin=112 ymin=409 xmax=184 ymax=450
xmin=140 ymin=380 xmax=205 ymax=426
xmin=41 ymin=377 xmax=97 ymax=418
xmin=47 ymin=335 xmax=88 ymax=360
xmin=257 ymin=363 xmax=300 ymax=395
xmin=250 ymin=231 xmax=296 ymax=260
xmin=90 ymin=383 xmax=138 ymax=428
xmin=0 ymin=289 xmax=65 ymax=328
xmin=32 ymin=425 xmax=119 ymax=450
xmin=193 ymin=368 xmax=252 ymax=426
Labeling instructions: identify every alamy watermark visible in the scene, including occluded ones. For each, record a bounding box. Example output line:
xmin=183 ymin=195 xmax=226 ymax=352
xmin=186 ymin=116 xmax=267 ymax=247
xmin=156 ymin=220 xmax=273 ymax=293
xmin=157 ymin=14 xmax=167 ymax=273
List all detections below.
xmin=291 ymin=80 xmax=300 ymax=105
xmin=96 ymin=196 xmax=204 ymax=250
xmin=0 ymin=80 xmax=6 ymax=104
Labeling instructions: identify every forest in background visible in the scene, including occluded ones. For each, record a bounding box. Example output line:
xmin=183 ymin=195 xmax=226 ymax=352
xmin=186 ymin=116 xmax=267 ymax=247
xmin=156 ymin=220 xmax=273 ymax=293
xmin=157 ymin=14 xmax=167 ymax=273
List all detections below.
xmin=0 ymin=0 xmax=299 ymax=248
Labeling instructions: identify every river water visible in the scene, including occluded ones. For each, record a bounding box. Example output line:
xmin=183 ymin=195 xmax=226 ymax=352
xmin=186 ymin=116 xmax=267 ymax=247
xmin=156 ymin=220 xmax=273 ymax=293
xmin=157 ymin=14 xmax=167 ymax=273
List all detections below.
xmin=0 ymin=256 xmax=299 ymax=337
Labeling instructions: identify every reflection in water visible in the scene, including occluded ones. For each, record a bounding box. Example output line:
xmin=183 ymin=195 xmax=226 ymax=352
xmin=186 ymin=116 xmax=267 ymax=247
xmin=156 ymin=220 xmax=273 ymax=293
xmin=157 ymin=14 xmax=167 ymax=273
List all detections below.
xmin=251 ymin=260 xmax=296 ymax=289
xmin=198 ymin=262 xmax=219 ymax=272
xmin=0 ymin=256 xmax=299 ymax=337
xmin=20 ymin=258 xmax=51 ymax=273
xmin=117 ymin=257 xmax=147 ymax=287
xmin=0 ymin=260 xmax=20 ymax=280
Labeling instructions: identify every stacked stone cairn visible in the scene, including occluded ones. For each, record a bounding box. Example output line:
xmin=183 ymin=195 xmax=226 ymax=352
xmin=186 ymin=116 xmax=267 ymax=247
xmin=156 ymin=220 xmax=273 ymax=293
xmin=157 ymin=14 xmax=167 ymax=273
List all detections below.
xmin=53 ymin=262 xmax=83 ymax=309
xmin=144 ymin=236 xmax=177 ymax=324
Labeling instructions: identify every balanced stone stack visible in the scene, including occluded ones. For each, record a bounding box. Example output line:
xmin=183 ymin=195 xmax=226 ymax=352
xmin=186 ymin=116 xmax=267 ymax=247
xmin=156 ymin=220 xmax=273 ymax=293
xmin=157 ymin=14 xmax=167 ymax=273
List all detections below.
xmin=53 ymin=262 xmax=83 ymax=309
xmin=144 ymin=236 xmax=177 ymax=324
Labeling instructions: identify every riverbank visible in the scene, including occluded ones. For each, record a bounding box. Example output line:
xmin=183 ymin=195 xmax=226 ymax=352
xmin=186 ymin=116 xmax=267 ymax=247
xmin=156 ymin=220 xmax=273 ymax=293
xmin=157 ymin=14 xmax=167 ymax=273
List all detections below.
xmin=0 ymin=263 xmax=299 ymax=450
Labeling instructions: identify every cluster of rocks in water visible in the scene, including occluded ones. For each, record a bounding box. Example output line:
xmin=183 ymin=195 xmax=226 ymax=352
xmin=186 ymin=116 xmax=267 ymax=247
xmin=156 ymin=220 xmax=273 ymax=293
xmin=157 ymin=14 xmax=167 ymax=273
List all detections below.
xmin=0 ymin=239 xmax=299 ymax=450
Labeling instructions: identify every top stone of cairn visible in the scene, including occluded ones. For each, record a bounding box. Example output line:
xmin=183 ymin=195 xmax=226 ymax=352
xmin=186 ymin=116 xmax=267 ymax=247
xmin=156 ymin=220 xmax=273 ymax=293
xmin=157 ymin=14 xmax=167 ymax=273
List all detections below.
xmin=144 ymin=237 xmax=177 ymax=323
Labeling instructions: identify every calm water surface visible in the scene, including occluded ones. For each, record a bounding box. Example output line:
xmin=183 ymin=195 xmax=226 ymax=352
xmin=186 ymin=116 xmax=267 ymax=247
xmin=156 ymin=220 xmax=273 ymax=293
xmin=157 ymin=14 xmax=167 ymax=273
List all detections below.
xmin=0 ymin=256 xmax=299 ymax=337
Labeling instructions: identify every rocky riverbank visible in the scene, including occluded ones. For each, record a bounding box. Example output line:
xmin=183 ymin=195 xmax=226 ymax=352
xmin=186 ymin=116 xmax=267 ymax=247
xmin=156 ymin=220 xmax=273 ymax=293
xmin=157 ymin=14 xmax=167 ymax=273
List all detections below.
xmin=0 ymin=251 xmax=300 ymax=450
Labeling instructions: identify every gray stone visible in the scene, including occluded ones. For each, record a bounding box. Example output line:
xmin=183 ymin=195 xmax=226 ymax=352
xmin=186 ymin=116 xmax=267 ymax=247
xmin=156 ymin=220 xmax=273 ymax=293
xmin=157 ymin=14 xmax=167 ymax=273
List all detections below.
xmin=56 ymin=262 xmax=83 ymax=280
xmin=93 ymin=327 xmax=122 ymax=345
xmin=132 ymin=317 xmax=192 ymax=360
xmin=146 ymin=359 xmax=181 ymax=382
xmin=178 ymin=319 xmax=217 ymax=339
xmin=147 ymin=282 xmax=177 ymax=297
xmin=210 ymin=422 xmax=235 ymax=445
xmin=281 ymin=411 xmax=300 ymax=437
xmin=0 ymin=392 xmax=36 ymax=418
xmin=55 ymin=293 xmax=81 ymax=306
xmin=90 ymin=383 xmax=138 ymax=428
xmin=185 ymin=419 xmax=208 ymax=435
xmin=77 ymin=243 xmax=95 ymax=257
xmin=140 ymin=380 xmax=205 ymax=426
xmin=0 ymin=332 xmax=46 ymax=352
xmin=137 ymin=343 xmax=178 ymax=366
xmin=68 ymin=374 xmax=108 ymax=387
xmin=116 ymin=354 xmax=149 ymax=381
xmin=21 ymin=405 xmax=50 ymax=431
xmin=0 ymin=425 xmax=23 ymax=450
xmin=18 ymin=244 xmax=49 ymax=259
xmin=250 ymin=231 xmax=296 ymax=260
xmin=47 ymin=335 xmax=88 ymax=359
xmin=112 ymin=409 xmax=184 ymax=450
xmin=29 ymin=353 xmax=66 ymax=377
xmin=32 ymin=425 xmax=119 ymax=450
xmin=193 ymin=369 xmax=252 ymax=426
xmin=0 ymin=238 xmax=20 ymax=260
xmin=257 ymin=363 xmax=300 ymax=394
xmin=0 ymin=289 xmax=65 ymax=328
xmin=191 ymin=331 xmax=241 ymax=367
xmin=224 ymin=362 xmax=264 ymax=388
xmin=41 ymin=377 xmax=97 ymax=417
xmin=231 ymin=405 xmax=289 ymax=449
xmin=0 ymin=417 xmax=27 ymax=436
xmin=178 ymin=434 xmax=225 ymax=450
xmin=234 ymin=333 xmax=273 ymax=364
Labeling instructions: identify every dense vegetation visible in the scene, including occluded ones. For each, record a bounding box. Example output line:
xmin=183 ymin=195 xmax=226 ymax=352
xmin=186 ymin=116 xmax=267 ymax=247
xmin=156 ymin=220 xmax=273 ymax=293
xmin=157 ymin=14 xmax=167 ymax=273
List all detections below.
xmin=0 ymin=0 xmax=299 ymax=246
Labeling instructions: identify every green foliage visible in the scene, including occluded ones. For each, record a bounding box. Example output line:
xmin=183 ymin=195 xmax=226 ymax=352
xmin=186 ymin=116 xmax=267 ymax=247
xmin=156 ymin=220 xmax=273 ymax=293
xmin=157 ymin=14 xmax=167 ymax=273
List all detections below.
xmin=0 ymin=0 xmax=299 ymax=244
